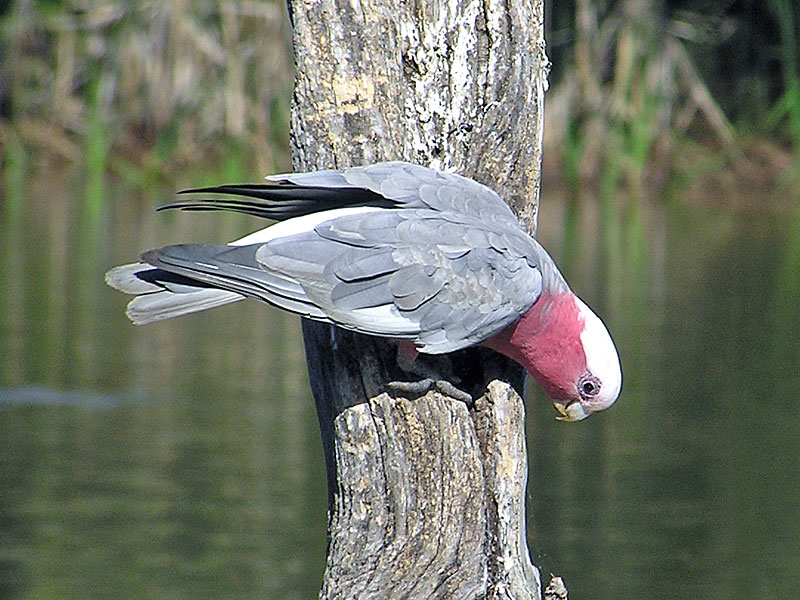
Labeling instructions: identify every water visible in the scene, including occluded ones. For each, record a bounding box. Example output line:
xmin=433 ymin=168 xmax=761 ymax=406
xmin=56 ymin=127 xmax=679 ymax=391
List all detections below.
xmin=1 ymin=165 xmax=799 ymax=598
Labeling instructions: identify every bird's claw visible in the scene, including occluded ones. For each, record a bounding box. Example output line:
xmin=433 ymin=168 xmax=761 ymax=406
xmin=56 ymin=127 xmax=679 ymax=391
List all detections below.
xmin=392 ymin=344 xmax=472 ymax=404
xmin=388 ymin=378 xmax=473 ymax=404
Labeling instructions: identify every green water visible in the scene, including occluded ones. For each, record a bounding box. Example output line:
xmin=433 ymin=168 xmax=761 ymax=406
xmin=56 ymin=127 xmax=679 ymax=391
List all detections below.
xmin=1 ymin=165 xmax=799 ymax=598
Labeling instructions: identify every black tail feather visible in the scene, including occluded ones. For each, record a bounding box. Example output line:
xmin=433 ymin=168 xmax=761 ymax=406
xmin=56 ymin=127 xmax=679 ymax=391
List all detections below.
xmin=157 ymin=183 xmax=389 ymax=221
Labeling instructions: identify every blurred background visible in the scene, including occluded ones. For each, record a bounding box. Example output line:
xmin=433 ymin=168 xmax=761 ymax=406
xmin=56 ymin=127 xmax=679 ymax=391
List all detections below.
xmin=1 ymin=0 xmax=799 ymax=598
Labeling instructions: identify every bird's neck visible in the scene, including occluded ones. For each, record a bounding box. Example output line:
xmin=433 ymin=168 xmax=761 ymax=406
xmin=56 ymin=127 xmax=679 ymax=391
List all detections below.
xmin=484 ymin=291 xmax=586 ymax=400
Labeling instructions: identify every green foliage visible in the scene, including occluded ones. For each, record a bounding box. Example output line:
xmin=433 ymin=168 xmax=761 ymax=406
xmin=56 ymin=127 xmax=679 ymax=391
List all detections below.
xmin=84 ymin=75 xmax=110 ymax=228
xmin=2 ymin=0 xmax=799 ymax=199
xmin=546 ymin=0 xmax=800 ymax=198
xmin=773 ymin=205 xmax=800 ymax=378
xmin=767 ymin=0 xmax=800 ymax=166
xmin=1 ymin=128 xmax=25 ymax=227
xmin=1 ymin=0 xmax=293 ymax=182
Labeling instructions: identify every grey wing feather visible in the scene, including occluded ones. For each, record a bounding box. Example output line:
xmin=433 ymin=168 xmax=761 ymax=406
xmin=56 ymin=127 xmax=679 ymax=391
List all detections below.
xmin=328 ymin=269 xmax=396 ymax=309
xmin=389 ymin=265 xmax=441 ymax=311
xmin=141 ymin=244 xmax=331 ymax=322
xmin=161 ymin=163 xmax=522 ymax=231
xmin=108 ymin=219 xmax=545 ymax=353
xmin=106 ymin=262 xmax=246 ymax=324
xmin=127 ymin=289 xmax=244 ymax=325
xmin=268 ymin=162 xmax=521 ymax=227
xmin=111 ymin=169 xmax=548 ymax=351
xmin=106 ymin=263 xmax=164 ymax=295
xmin=297 ymin=210 xmax=543 ymax=352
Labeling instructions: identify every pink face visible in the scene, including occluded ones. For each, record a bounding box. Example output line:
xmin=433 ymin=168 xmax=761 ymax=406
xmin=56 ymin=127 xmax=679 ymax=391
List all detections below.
xmin=485 ymin=292 xmax=622 ymax=421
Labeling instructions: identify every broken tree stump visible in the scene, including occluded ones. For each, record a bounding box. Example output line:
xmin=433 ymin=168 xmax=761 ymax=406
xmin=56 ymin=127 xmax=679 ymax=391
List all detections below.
xmin=283 ymin=0 xmax=563 ymax=597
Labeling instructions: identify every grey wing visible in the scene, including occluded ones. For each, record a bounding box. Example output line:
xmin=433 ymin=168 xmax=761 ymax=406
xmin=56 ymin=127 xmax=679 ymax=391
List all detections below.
xmin=109 ymin=244 xmax=333 ymax=326
xmin=125 ymin=209 xmax=543 ymax=352
xmin=268 ymin=162 xmax=522 ymax=228
xmin=105 ymin=262 xmax=247 ymax=324
xmin=258 ymin=209 xmax=544 ymax=353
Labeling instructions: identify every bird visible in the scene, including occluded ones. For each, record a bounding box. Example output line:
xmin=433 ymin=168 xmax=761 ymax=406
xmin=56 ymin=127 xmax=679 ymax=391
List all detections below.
xmin=106 ymin=161 xmax=621 ymax=421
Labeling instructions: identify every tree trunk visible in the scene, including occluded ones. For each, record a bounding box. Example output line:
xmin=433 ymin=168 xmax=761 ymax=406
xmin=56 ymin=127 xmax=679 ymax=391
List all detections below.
xmin=284 ymin=1 xmax=558 ymax=598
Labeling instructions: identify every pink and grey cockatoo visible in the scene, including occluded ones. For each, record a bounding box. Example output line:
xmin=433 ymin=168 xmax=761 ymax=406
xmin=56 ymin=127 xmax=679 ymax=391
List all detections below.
xmin=106 ymin=162 xmax=621 ymax=421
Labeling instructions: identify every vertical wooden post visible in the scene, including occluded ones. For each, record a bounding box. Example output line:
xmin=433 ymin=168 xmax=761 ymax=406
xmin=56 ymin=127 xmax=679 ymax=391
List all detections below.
xmin=285 ymin=1 xmax=558 ymax=597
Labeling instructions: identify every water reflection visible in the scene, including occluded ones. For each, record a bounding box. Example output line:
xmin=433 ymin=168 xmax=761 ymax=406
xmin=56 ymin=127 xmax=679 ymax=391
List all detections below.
xmin=530 ymin=191 xmax=800 ymax=598
xmin=1 ymin=167 xmax=327 ymax=599
xmin=2 ymin=165 xmax=799 ymax=598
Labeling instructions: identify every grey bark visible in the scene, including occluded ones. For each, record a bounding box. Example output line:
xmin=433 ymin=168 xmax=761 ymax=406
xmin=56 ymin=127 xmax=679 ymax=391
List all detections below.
xmin=285 ymin=1 xmax=559 ymax=598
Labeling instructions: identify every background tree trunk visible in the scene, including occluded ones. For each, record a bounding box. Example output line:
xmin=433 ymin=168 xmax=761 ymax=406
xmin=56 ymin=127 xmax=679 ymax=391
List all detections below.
xmin=284 ymin=1 xmax=557 ymax=598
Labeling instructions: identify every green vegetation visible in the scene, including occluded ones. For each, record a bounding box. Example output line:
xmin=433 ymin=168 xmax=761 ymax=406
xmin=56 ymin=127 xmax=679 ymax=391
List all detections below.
xmin=83 ymin=75 xmax=109 ymax=227
xmin=765 ymin=0 xmax=800 ymax=183
xmin=2 ymin=5 xmax=800 ymax=598
xmin=1 ymin=126 xmax=25 ymax=225
xmin=0 ymin=0 xmax=293 ymax=183
xmin=1 ymin=1 xmax=797 ymax=197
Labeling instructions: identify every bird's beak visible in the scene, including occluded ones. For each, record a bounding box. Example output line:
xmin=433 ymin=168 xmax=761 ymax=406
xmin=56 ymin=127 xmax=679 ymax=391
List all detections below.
xmin=553 ymin=401 xmax=591 ymax=422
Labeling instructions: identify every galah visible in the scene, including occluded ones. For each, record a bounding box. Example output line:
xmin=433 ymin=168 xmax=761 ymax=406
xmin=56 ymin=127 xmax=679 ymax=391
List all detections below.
xmin=106 ymin=162 xmax=621 ymax=421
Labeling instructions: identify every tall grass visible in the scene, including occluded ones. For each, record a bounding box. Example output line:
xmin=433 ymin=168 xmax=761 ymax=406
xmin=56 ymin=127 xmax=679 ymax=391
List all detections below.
xmin=83 ymin=75 xmax=110 ymax=229
xmin=1 ymin=127 xmax=26 ymax=227
xmin=767 ymin=0 xmax=800 ymax=170
xmin=773 ymin=206 xmax=800 ymax=374
xmin=3 ymin=0 xmax=798 ymax=202
xmin=1 ymin=1 xmax=293 ymax=178
xmin=0 ymin=128 xmax=26 ymax=369
xmin=545 ymin=0 xmax=745 ymax=198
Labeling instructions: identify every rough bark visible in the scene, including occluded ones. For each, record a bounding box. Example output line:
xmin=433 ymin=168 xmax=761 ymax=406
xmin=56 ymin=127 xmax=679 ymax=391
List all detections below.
xmin=285 ymin=1 xmax=556 ymax=598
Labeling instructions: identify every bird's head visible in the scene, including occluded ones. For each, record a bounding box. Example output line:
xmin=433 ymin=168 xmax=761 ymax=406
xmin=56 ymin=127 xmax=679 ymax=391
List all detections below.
xmin=547 ymin=297 xmax=622 ymax=421
xmin=490 ymin=293 xmax=622 ymax=422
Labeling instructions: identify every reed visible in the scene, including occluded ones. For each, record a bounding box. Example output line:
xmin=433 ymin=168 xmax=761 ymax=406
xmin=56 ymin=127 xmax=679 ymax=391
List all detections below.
xmin=3 ymin=1 xmax=797 ymax=200
xmin=83 ymin=76 xmax=110 ymax=227
xmin=767 ymin=0 xmax=800 ymax=168
xmin=545 ymin=0 xmax=742 ymax=198
xmin=1 ymin=127 xmax=26 ymax=227
xmin=773 ymin=206 xmax=800 ymax=371
xmin=1 ymin=1 xmax=292 ymax=179
xmin=0 ymin=128 xmax=26 ymax=374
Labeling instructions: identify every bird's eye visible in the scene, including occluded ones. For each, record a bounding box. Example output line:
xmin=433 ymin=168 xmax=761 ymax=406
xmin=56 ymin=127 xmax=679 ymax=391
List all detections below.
xmin=579 ymin=375 xmax=601 ymax=398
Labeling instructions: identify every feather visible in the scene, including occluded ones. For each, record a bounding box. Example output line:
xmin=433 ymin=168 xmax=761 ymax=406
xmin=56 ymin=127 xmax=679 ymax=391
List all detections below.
xmin=126 ymin=289 xmax=244 ymax=325
xmin=105 ymin=263 xmax=163 ymax=294
xmin=330 ymin=273 xmax=396 ymax=310
xmin=107 ymin=161 xmax=563 ymax=354
xmin=331 ymin=249 xmax=399 ymax=283
xmin=160 ymin=184 xmax=386 ymax=222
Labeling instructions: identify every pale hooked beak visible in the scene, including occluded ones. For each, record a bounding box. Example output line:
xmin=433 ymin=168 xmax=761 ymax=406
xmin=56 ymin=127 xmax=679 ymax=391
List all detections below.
xmin=553 ymin=401 xmax=591 ymax=422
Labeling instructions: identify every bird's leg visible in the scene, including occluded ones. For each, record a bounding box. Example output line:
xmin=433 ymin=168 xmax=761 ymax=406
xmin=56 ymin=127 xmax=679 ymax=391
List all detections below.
xmin=388 ymin=342 xmax=473 ymax=404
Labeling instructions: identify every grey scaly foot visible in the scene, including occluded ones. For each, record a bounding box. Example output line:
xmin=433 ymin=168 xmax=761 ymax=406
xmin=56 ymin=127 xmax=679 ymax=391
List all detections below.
xmin=389 ymin=346 xmax=473 ymax=404
xmin=387 ymin=378 xmax=473 ymax=403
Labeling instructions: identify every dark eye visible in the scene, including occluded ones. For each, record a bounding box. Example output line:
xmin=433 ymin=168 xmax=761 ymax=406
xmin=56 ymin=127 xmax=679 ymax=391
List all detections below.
xmin=579 ymin=375 xmax=601 ymax=398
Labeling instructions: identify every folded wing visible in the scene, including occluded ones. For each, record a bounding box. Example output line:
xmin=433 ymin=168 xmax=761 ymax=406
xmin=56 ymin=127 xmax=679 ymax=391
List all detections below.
xmin=107 ymin=162 xmax=547 ymax=353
